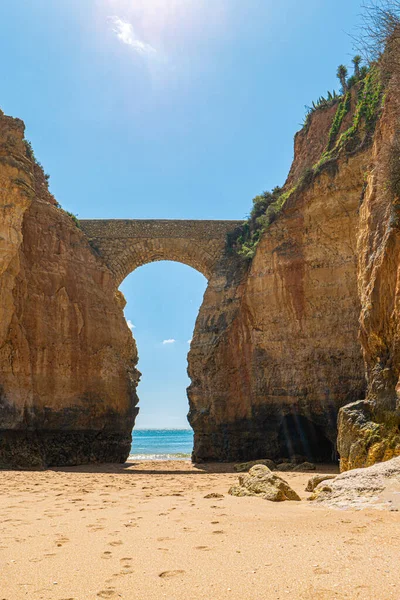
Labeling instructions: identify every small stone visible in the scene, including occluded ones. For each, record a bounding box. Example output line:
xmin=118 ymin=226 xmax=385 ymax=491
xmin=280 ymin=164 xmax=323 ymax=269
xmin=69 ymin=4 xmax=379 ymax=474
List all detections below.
xmin=234 ymin=459 xmax=276 ymax=472
xmin=290 ymin=455 xmax=308 ymax=465
xmin=293 ymin=462 xmax=316 ymax=472
xmin=276 ymin=462 xmax=294 ymax=472
xmin=305 ymin=474 xmax=336 ymax=492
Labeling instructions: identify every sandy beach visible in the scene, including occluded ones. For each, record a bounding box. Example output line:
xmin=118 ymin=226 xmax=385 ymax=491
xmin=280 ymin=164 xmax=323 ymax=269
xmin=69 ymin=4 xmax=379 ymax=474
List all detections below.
xmin=0 ymin=460 xmax=399 ymax=600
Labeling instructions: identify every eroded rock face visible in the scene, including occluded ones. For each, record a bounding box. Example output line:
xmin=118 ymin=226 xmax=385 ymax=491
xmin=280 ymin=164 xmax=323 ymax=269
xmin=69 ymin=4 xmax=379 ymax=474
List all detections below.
xmin=337 ymin=69 xmax=400 ymax=471
xmin=188 ymin=112 xmax=368 ymax=462
xmin=0 ymin=113 xmax=139 ymax=468
xmin=0 ymin=115 xmax=33 ymax=350
xmin=338 ymin=401 xmax=400 ymax=471
xmin=229 ymin=464 xmax=301 ymax=501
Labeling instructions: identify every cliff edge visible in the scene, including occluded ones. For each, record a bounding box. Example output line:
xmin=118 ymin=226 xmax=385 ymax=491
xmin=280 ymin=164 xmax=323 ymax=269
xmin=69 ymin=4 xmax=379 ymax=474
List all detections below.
xmin=0 ymin=112 xmax=140 ymax=468
xmin=188 ymin=66 xmax=400 ymax=468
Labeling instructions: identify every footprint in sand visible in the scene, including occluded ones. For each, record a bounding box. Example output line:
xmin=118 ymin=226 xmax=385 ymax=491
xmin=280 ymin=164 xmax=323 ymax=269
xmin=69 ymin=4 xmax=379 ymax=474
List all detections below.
xmin=212 ymin=530 xmax=225 ymax=535
xmin=195 ymin=546 xmax=211 ymax=551
xmin=204 ymin=493 xmax=224 ymax=499
xmin=108 ymin=540 xmax=123 ymax=547
xmin=159 ymin=570 xmax=185 ymax=578
xmin=87 ymin=524 xmax=105 ymax=532
xmin=115 ymin=559 xmax=134 ymax=575
xmin=55 ymin=536 xmax=69 ymax=547
xmin=101 ymin=551 xmax=112 ymax=560
xmin=97 ymin=588 xmax=118 ymax=598
xmin=114 ymin=568 xmax=134 ymax=577
xmin=120 ymin=558 xmax=133 ymax=567
xmin=351 ymin=526 xmax=367 ymax=534
xmin=313 ymin=567 xmax=332 ymax=575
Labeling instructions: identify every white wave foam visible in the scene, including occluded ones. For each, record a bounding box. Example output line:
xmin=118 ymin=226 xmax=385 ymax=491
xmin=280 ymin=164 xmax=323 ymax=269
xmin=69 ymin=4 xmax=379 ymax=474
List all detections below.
xmin=128 ymin=453 xmax=191 ymax=461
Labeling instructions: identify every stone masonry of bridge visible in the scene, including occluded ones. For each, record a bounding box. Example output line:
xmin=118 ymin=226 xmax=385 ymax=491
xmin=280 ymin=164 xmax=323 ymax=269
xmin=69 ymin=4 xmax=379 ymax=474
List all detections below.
xmin=80 ymin=219 xmax=242 ymax=284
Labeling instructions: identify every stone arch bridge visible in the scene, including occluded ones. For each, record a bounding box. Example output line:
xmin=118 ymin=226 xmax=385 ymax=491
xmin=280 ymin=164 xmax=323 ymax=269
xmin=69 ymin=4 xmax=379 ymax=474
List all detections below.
xmin=80 ymin=219 xmax=242 ymax=284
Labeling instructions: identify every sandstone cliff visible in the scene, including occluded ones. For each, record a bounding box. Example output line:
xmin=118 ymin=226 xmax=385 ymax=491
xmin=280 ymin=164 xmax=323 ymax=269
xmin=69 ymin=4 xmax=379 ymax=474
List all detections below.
xmin=188 ymin=77 xmax=381 ymax=463
xmin=189 ymin=60 xmax=400 ymax=469
xmin=0 ymin=113 xmax=139 ymax=468
xmin=188 ymin=151 xmax=368 ymax=462
xmin=337 ymin=64 xmax=400 ymax=470
xmin=1 ymin=59 xmax=399 ymax=471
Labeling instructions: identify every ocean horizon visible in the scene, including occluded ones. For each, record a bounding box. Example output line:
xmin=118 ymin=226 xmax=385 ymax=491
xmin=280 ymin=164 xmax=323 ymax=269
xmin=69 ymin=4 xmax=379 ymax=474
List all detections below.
xmin=129 ymin=428 xmax=194 ymax=460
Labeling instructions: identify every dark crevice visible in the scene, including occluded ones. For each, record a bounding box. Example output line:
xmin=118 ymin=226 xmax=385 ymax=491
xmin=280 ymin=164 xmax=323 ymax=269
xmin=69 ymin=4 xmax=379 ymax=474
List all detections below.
xmin=277 ymin=414 xmax=335 ymax=463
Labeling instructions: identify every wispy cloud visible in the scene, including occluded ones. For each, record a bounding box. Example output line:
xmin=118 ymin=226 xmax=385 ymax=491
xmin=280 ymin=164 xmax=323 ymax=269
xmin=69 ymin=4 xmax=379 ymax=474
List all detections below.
xmin=109 ymin=16 xmax=156 ymax=56
xmin=187 ymin=339 xmax=192 ymax=345
xmin=126 ymin=319 xmax=135 ymax=331
xmin=162 ymin=339 xmax=176 ymax=345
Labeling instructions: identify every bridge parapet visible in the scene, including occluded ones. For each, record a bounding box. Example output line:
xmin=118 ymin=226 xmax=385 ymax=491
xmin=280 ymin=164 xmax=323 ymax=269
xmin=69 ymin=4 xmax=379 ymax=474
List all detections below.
xmin=80 ymin=219 xmax=242 ymax=283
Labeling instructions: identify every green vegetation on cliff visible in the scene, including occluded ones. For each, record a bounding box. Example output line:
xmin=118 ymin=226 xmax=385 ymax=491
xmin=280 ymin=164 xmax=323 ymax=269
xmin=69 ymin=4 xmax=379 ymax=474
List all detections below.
xmin=228 ymin=62 xmax=384 ymax=259
xmin=24 ymin=138 xmax=81 ymax=229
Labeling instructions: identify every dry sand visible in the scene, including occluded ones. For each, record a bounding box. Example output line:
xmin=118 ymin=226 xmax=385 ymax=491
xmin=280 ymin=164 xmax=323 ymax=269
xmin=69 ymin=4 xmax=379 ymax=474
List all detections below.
xmin=0 ymin=460 xmax=399 ymax=600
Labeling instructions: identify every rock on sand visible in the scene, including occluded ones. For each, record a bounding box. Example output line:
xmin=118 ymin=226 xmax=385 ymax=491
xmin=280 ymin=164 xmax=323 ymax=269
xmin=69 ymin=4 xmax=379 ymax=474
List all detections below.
xmin=233 ymin=459 xmax=276 ymax=472
xmin=229 ymin=464 xmax=301 ymax=502
xmin=310 ymin=456 xmax=400 ymax=509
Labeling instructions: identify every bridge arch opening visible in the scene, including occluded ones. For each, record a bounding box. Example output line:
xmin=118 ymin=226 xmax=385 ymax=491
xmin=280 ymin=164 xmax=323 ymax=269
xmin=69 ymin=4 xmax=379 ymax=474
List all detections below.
xmin=120 ymin=260 xmax=207 ymax=457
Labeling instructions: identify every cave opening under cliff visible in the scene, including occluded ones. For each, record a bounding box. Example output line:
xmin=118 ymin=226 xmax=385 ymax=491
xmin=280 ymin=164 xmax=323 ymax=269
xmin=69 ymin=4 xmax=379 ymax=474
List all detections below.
xmin=277 ymin=414 xmax=334 ymax=463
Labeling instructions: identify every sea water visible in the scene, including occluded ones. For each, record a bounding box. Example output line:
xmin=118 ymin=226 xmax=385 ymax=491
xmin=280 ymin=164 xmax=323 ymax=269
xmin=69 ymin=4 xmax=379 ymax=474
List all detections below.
xmin=129 ymin=429 xmax=194 ymax=460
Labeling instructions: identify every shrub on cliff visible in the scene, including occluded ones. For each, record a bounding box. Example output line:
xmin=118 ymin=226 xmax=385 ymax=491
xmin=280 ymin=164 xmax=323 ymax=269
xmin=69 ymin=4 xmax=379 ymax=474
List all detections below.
xmin=229 ymin=66 xmax=385 ymax=261
xmin=337 ymin=64 xmax=349 ymax=93
xmin=228 ymin=1 xmax=397 ymax=262
xmin=303 ymin=56 xmax=369 ymax=130
xmin=64 ymin=210 xmax=81 ymax=229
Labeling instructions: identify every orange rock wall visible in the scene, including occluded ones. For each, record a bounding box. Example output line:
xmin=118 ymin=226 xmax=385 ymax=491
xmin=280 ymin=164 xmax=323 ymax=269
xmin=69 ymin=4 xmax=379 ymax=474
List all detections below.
xmin=337 ymin=68 xmax=400 ymax=470
xmin=189 ymin=112 xmax=369 ymax=461
xmin=0 ymin=114 xmax=139 ymax=467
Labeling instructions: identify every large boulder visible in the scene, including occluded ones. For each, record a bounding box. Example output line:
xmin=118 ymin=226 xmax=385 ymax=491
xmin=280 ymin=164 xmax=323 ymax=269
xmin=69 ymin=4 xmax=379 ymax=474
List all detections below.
xmin=337 ymin=401 xmax=400 ymax=472
xmin=275 ymin=462 xmax=294 ymax=471
xmin=310 ymin=456 xmax=400 ymax=509
xmin=229 ymin=464 xmax=301 ymax=502
xmin=293 ymin=461 xmax=316 ymax=472
xmin=276 ymin=461 xmax=316 ymax=472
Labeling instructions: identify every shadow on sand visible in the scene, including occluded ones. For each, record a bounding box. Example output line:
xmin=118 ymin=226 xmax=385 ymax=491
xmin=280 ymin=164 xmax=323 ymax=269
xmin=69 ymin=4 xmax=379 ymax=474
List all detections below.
xmin=45 ymin=461 xmax=340 ymax=476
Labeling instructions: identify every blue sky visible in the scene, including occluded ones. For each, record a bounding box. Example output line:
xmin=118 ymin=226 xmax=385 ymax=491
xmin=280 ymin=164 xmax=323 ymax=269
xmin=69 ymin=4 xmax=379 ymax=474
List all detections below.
xmin=1 ymin=0 xmax=365 ymax=428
